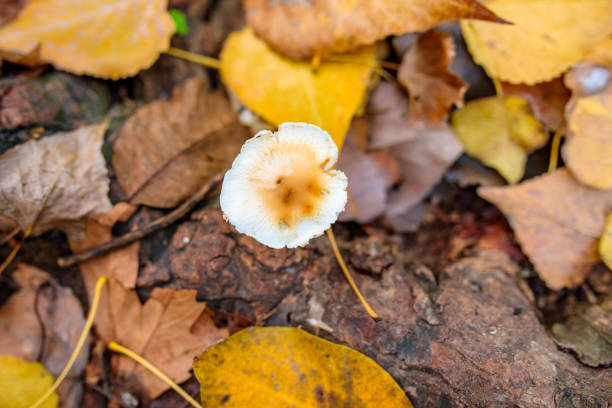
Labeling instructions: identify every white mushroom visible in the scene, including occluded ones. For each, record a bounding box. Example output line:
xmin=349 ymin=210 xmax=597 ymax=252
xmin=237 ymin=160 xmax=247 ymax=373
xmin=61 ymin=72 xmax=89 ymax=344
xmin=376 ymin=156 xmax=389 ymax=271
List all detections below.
xmin=220 ymin=122 xmax=348 ymax=249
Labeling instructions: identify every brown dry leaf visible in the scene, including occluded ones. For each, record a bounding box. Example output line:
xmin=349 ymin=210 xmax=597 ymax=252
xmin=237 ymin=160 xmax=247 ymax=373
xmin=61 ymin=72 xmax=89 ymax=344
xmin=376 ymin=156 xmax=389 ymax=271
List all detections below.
xmin=398 ymin=30 xmax=467 ymax=124
xmin=501 ymin=77 xmax=570 ymax=131
xmin=478 ymin=169 xmax=612 ymax=290
xmin=337 ymin=120 xmax=400 ymax=223
xmin=368 ymin=83 xmax=462 ymax=217
xmin=0 ymin=263 xmax=89 ymax=408
xmin=113 ymin=77 xmax=248 ymax=208
xmin=0 ymin=0 xmax=28 ymax=28
xmin=562 ymin=63 xmax=612 ymax=190
xmin=244 ymin=0 xmax=499 ymax=59
xmin=0 ymin=0 xmax=175 ymax=79
xmin=68 ymin=206 xmax=139 ymax=339
xmin=0 ymin=121 xmax=112 ymax=239
xmin=101 ymin=279 xmax=228 ymax=399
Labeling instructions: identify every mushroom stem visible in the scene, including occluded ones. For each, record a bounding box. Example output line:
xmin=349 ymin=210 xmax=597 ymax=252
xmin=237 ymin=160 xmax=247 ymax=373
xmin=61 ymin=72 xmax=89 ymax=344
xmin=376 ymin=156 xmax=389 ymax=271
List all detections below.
xmin=326 ymin=228 xmax=380 ymax=320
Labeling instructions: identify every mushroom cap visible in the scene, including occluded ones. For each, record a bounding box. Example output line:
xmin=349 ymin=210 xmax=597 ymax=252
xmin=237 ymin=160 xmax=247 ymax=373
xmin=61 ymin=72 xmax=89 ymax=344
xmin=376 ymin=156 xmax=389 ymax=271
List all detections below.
xmin=220 ymin=122 xmax=348 ymax=248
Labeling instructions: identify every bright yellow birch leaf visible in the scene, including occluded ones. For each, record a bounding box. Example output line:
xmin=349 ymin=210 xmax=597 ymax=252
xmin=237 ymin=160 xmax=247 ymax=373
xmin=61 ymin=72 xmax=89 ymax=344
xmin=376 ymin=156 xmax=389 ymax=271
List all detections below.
xmin=600 ymin=213 xmax=612 ymax=270
xmin=194 ymin=326 xmax=414 ymax=408
xmin=563 ymin=84 xmax=612 ymax=190
xmin=0 ymin=356 xmax=58 ymax=408
xmin=461 ymin=0 xmax=612 ymax=84
xmin=451 ymin=96 xmax=547 ymax=183
xmin=220 ymin=28 xmax=376 ymax=149
xmin=0 ymin=0 xmax=175 ymax=79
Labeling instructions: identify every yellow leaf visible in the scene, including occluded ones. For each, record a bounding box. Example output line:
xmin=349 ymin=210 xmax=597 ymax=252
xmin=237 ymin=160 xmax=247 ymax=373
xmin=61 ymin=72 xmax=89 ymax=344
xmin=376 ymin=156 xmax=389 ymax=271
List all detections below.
xmin=451 ymin=96 xmax=547 ymax=183
xmin=563 ymin=83 xmax=612 ymax=190
xmin=0 ymin=356 xmax=58 ymax=408
xmin=461 ymin=0 xmax=612 ymax=84
xmin=600 ymin=213 xmax=612 ymax=271
xmin=194 ymin=326 xmax=414 ymax=408
xmin=220 ymin=28 xmax=376 ymax=149
xmin=0 ymin=0 xmax=175 ymax=79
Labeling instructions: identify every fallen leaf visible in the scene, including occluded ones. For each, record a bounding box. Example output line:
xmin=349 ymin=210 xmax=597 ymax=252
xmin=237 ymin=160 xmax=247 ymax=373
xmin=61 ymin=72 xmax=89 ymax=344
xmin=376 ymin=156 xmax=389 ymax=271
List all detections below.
xmin=461 ymin=0 xmax=612 ymax=84
xmin=112 ymin=77 xmax=248 ymax=208
xmin=600 ymin=213 xmax=612 ymax=270
xmin=0 ymin=121 xmax=112 ymax=239
xmin=0 ymin=356 xmax=58 ymax=408
xmin=0 ymin=263 xmax=88 ymax=407
xmin=584 ymin=37 xmax=612 ymax=66
xmin=68 ymin=212 xmax=139 ymax=340
xmin=501 ymin=77 xmax=570 ymax=131
xmin=194 ymin=326 xmax=414 ymax=407
xmin=220 ymin=28 xmax=376 ymax=149
xmin=0 ymin=0 xmax=175 ymax=79
xmin=478 ymin=169 xmax=612 ymax=289
xmin=551 ymin=297 xmax=612 ymax=367
xmin=398 ymin=30 xmax=467 ymax=124
xmin=451 ymin=96 xmax=547 ymax=183
xmin=337 ymin=119 xmax=400 ymax=223
xmin=0 ymin=0 xmax=28 ymax=28
xmin=368 ymin=82 xmax=462 ymax=216
xmin=562 ymin=64 xmax=612 ymax=189
xmin=101 ymin=279 xmax=228 ymax=399
xmin=244 ymin=0 xmax=498 ymax=59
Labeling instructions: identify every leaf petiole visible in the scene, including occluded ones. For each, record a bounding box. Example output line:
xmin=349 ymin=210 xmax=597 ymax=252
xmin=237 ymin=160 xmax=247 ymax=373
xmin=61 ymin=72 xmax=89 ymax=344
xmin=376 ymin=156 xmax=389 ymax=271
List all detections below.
xmin=107 ymin=341 xmax=203 ymax=408
xmin=165 ymin=47 xmax=221 ymax=70
xmin=30 ymin=276 xmax=108 ymax=408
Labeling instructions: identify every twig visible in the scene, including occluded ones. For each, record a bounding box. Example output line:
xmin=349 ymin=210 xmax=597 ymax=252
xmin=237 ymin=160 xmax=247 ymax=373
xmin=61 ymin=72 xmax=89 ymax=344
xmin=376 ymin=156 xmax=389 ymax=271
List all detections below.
xmin=165 ymin=47 xmax=221 ymax=69
xmin=57 ymin=174 xmax=223 ymax=268
xmin=548 ymin=129 xmax=563 ymax=173
xmin=108 ymin=341 xmax=202 ymax=408
xmin=0 ymin=227 xmax=20 ymax=246
xmin=84 ymin=382 xmax=131 ymax=408
xmin=326 ymin=228 xmax=380 ymax=320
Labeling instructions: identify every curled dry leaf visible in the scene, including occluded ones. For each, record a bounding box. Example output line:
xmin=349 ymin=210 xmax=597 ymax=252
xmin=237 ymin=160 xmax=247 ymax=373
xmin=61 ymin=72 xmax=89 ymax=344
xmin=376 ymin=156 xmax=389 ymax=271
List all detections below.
xmin=194 ymin=326 xmax=414 ymax=407
xmin=0 ymin=356 xmax=58 ymax=408
xmin=0 ymin=263 xmax=89 ymax=408
xmin=220 ymin=28 xmax=376 ymax=149
xmin=0 ymin=121 xmax=112 ymax=239
xmin=112 ymin=76 xmax=249 ymax=208
xmin=501 ymin=77 xmax=570 ymax=131
xmin=99 ymin=279 xmax=228 ymax=399
xmin=562 ymin=63 xmax=612 ymax=190
xmin=478 ymin=169 xmax=612 ymax=290
xmin=244 ymin=0 xmax=498 ymax=59
xmin=0 ymin=0 xmax=175 ymax=79
xmin=461 ymin=0 xmax=612 ymax=84
xmin=451 ymin=96 xmax=547 ymax=183
xmin=398 ymin=30 xmax=467 ymax=124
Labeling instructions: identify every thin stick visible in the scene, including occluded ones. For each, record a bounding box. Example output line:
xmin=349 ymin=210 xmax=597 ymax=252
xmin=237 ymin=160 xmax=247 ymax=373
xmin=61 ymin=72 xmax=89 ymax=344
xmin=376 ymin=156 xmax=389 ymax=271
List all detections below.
xmin=85 ymin=382 xmax=131 ymax=408
xmin=166 ymin=47 xmax=221 ymax=70
xmin=0 ymin=227 xmax=20 ymax=246
xmin=30 ymin=276 xmax=108 ymax=408
xmin=107 ymin=341 xmax=202 ymax=408
xmin=326 ymin=228 xmax=380 ymax=320
xmin=57 ymin=174 xmax=223 ymax=268
xmin=548 ymin=129 xmax=563 ymax=173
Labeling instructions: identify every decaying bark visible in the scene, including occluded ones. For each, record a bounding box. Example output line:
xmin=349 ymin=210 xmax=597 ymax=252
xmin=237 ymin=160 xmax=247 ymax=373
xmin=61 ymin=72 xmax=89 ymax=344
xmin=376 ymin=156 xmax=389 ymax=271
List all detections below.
xmin=137 ymin=207 xmax=612 ymax=407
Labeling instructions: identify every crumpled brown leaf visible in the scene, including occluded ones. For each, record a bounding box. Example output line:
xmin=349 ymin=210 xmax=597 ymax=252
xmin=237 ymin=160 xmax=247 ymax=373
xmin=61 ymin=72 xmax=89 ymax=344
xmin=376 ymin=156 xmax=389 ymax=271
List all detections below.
xmin=562 ymin=63 xmax=612 ymax=190
xmin=501 ymin=77 xmax=570 ymax=131
xmin=244 ymin=0 xmax=499 ymax=59
xmin=112 ymin=76 xmax=249 ymax=208
xmin=0 ymin=263 xmax=89 ymax=408
xmin=398 ymin=30 xmax=467 ymax=124
xmin=99 ymin=279 xmax=228 ymax=400
xmin=368 ymin=83 xmax=462 ymax=218
xmin=0 ymin=121 xmax=112 ymax=239
xmin=479 ymin=169 xmax=612 ymax=290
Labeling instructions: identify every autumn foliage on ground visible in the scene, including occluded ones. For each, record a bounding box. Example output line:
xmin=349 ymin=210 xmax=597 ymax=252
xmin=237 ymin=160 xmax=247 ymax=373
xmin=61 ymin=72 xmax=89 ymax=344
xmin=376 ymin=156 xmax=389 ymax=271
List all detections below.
xmin=0 ymin=0 xmax=611 ymax=407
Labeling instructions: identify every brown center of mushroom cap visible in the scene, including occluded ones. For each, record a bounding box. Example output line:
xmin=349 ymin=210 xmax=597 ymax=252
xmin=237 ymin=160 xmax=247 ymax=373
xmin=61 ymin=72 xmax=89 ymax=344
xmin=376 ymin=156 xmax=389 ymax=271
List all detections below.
xmin=249 ymin=142 xmax=332 ymax=229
